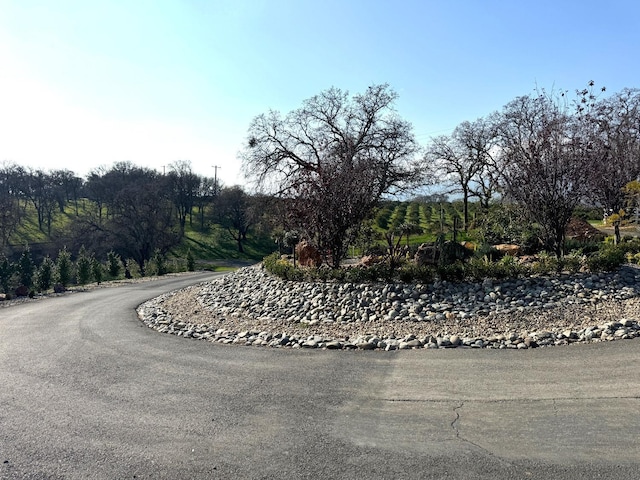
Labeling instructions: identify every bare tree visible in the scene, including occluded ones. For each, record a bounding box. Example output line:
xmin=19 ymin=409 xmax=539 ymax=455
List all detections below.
xmin=75 ymin=163 xmax=180 ymax=274
xmin=195 ymin=176 xmax=217 ymax=230
xmin=168 ymin=160 xmax=201 ymax=234
xmin=85 ymin=166 xmax=110 ymax=220
xmin=0 ymin=196 xmax=20 ymax=249
xmin=215 ymin=186 xmax=256 ymax=253
xmin=494 ymin=91 xmax=588 ymax=257
xmin=24 ymin=169 xmax=58 ymax=235
xmin=581 ymin=87 xmax=640 ymax=213
xmin=425 ymin=117 xmax=496 ymax=230
xmin=241 ymin=84 xmax=420 ymax=267
xmin=49 ymin=169 xmax=83 ymax=215
xmin=0 ymin=163 xmax=25 ymax=249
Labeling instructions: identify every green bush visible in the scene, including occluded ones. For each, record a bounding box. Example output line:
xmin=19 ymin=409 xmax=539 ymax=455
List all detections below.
xmin=107 ymin=251 xmax=121 ymax=278
xmin=263 ymin=252 xmax=303 ymax=281
xmin=186 ymin=249 xmax=195 ymax=272
xmin=615 ymin=237 xmax=640 ymax=255
xmin=531 ymin=252 xmax=560 ymax=275
xmin=560 ymin=251 xmax=584 ymax=274
xmin=76 ymin=246 xmax=92 ymax=285
xmin=36 ymin=256 xmax=55 ymax=292
xmin=56 ymin=248 xmax=73 ymax=287
xmin=467 ymin=256 xmax=528 ymax=281
xmin=152 ymin=249 xmax=167 ymax=276
xmin=91 ymin=258 xmax=103 ymax=284
xmin=125 ymin=259 xmax=141 ymax=278
xmin=398 ymin=264 xmax=435 ymax=283
xmin=564 ymin=239 xmax=600 ymax=255
xmin=474 ymin=243 xmax=500 ymax=262
xmin=587 ymin=247 xmax=625 ymax=272
xmin=0 ymin=255 xmax=14 ymax=294
xmin=18 ymin=246 xmax=35 ymax=288
xmin=343 ymin=266 xmax=371 ymax=283
xmin=437 ymin=261 xmax=466 ymax=282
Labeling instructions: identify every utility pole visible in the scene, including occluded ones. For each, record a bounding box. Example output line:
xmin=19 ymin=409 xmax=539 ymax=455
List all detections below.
xmin=161 ymin=165 xmax=166 ymax=175
xmin=212 ymin=165 xmax=221 ymax=195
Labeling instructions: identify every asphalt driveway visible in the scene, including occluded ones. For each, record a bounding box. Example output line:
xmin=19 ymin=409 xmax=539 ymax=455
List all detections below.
xmin=1 ymin=272 xmax=639 ymax=479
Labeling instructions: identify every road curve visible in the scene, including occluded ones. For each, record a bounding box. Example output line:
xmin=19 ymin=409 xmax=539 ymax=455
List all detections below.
xmin=1 ymin=272 xmax=640 ymax=480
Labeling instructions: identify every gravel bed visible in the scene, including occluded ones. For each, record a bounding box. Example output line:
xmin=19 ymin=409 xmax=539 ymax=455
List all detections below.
xmin=137 ymin=264 xmax=640 ymax=351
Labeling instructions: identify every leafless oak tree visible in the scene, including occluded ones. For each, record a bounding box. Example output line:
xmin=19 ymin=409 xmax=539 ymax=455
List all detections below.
xmin=240 ymin=84 xmax=420 ymax=267
xmin=425 ymin=117 xmax=496 ymax=230
xmin=494 ymin=91 xmax=588 ymax=257
xmin=581 ymin=87 xmax=640 ymax=213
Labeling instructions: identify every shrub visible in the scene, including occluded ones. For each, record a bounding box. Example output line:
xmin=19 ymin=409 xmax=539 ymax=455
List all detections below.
xmin=560 ymin=250 xmax=584 ymax=274
xmin=125 ymin=259 xmax=141 ymax=278
xmin=614 ymin=237 xmax=640 ymax=255
xmin=467 ymin=256 xmax=527 ymax=281
xmin=91 ymin=258 xmax=103 ymax=284
xmin=474 ymin=243 xmax=500 ymax=262
xmin=152 ymin=249 xmax=167 ymax=276
xmin=55 ymin=248 xmax=73 ymax=287
xmin=437 ymin=261 xmax=466 ymax=282
xmin=76 ymin=246 xmax=92 ymax=285
xmin=0 ymin=255 xmax=14 ymax=294
xmin=565 ymin=239 xmax=600 ymax=255
xmin=397 ymin=264 xmax=435 ymax=283
xmin=497 ymin=254 xmax=528 ymax=278
xmin=18 ymin=245 xmax=35 ymax=288
xmin=263 ymin=252 xmax=303 ymax=280
xmin=107 ymin=251 xmax=121 ymax=278
xmin=587 ymin=247 xmax=625 ymax=272
xmin=531 ymin=252 xmax=560 ymax=275
xmin=186 ymin=249 xmax=195 ymax=272
xmin=35 ymin=256 xmax=55 ymax=292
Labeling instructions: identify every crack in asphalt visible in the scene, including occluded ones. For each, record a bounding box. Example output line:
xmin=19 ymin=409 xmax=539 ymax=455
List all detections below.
xmin=449 ymin=401 xmax=515 ymax=468
xmin=451 ymin=401 xmax=463 ymax=438
xmin=381 ymin=395 xmax=640 ymax=404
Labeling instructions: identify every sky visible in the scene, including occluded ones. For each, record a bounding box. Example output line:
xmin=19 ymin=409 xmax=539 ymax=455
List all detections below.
xmin=1 ymin=0 xmax=639 ymax=187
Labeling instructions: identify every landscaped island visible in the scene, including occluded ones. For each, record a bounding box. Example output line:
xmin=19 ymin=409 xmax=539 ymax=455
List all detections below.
xmin=138 ymin=263 xmax=640 ymax=351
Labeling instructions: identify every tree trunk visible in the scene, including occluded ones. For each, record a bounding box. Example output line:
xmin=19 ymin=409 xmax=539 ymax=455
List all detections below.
xmin=463 ymin=190 xmax=469 ymax=231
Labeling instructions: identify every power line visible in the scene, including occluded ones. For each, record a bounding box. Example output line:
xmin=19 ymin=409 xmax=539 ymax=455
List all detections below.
xmin=414 ymin=127 xmax=456 ymax=138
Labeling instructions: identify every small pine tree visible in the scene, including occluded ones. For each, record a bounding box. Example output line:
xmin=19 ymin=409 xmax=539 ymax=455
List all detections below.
xmin=76 ymin=246 xmax=92 ymax=285
xmin=56 ymin=247 xmax=73 ymax=287
xmin=152 ymin=249 xmax=166 ymax=276
xmin=125 ymin=258 xmax=140 ymax=278
xmin=18 ymin=245 xmax=35 ymax=288
xmin=91 ymin=257 xmax=103 ymax=284
xmin=186 ymin=249 xmax=195 ymax=272
xmin=0 ymin=255 xmax=14 ymax=294
xmin=36 ymin=256 xmax=55 ymax=292
xmin=107 ymin=251 xmax=121 ymax=279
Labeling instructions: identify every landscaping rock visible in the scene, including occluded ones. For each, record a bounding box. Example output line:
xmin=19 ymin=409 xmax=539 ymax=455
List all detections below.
xmin=137 ymin=264 xmax=640 ymax=351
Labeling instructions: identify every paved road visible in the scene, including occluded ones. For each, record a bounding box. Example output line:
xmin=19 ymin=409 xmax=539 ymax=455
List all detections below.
xmin=1 ymin=272 xmax=639 ymax=479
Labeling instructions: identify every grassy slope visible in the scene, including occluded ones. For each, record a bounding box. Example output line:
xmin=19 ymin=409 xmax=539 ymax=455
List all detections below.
xmin=5 ymin=203 xmax=276 ymax=265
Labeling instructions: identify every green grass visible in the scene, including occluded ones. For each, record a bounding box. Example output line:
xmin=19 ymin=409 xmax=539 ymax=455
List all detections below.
xmin=370 ymin=200 xmax=476 ymax=249
xmin=5 ymin=200 xmax=276 ymax=266
xmin=169 ymin=222 xmax=275 ymax=262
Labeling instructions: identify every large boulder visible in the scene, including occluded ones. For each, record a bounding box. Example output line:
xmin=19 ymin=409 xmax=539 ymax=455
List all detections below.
xmin=359 ymin=255 xmax=382 ymax=266
xmin=414 ymin=243 xmax=438 ymax=267
xmin=296 ymin=240 xmax=322 ymax=267
xmin=494 ymin=244 xmax=521 ymax=256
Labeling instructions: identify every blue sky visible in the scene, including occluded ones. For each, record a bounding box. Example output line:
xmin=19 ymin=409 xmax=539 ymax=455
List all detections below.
xmin=1 ymin=0 xmax=639 ymax=186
